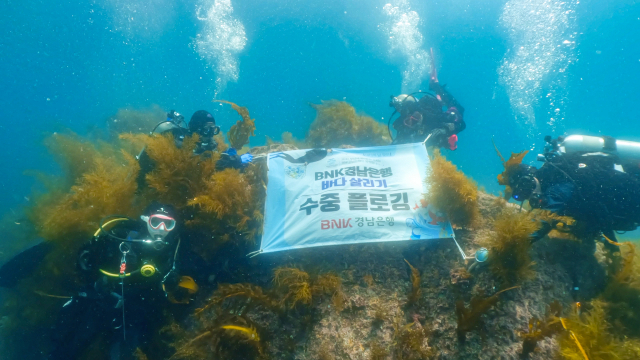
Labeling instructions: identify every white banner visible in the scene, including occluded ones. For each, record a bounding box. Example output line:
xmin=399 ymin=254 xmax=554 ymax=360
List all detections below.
xmin=259 ymin=143 xmax=454 ymax=253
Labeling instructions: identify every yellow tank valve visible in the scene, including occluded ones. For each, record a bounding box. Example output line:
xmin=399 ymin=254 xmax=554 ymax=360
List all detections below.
xmin=140 ymin=264 xmax=156 ymax=277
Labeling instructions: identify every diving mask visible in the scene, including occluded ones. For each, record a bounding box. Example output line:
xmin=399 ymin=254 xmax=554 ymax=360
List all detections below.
xmin=141 ymin=214 xmax=176 ymax=242
xmin=200 ymin=124 xmax=220 ymax=138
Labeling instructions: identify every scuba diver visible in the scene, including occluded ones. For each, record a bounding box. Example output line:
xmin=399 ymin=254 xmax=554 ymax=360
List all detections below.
xmin=187 ymin=109 xmax=253 ymax=169
xmin=49 ymin=203 xmax=200 ymax=360
xmin=136 ymin=109 xmax=254 ymax=189
xmin=389 ymin=49 xmax=466 ymax=149
xmin=507 ymin=135 xmax=640 ymax=250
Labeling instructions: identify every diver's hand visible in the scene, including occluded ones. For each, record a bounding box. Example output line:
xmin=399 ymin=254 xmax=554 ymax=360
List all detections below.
xmin=240 ymin=153 xmax=253 ymax=165
xmin=225 ymin=148 xmax=238 ymax=156
xmin=427 ymin=128 xmax=448 ymax=147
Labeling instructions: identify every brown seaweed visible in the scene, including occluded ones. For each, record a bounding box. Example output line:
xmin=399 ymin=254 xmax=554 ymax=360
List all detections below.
xmin=493 ymin=138 xmax=529 ymax=199
xmin=480 ymin=209 xmax=540 ymax=285
xmin=307 ymin=100 xmax=391 ymax=148
xmin=559 ymin=300 xmax=640 ymax=360
xmin=213 ymin=100 xmax=256 ymax=150
xmin=519 ymin=300 xmax=563 ymax=358
xmin=456 ymin=286 xmax=519 ymax=342
xmin=404 ymin=259 xmax=421 ymax=304
xmin=425 ymin=149 xmax=480 ymax=228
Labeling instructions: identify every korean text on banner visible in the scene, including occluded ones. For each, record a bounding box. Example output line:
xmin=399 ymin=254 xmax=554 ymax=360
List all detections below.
xmin=260 ymin=143 xmax=454 ymax=253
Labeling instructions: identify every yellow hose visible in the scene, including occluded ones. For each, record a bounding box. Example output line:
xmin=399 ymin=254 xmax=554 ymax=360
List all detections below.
xmin=94 ymin=218 xmax=129 ymax=237
xmin=99 ymin=269 xmax=131 ymax=277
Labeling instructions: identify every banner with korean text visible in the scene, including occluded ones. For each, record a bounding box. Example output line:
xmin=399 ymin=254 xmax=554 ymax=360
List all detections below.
xmin=259 ymin=143 xmax=454 ymax=253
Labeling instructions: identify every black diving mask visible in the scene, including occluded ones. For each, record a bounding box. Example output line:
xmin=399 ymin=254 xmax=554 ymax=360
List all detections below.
xmin=200 ymin=124 xmax=220 ymax=138
xmin=511 ymin=175 xmax=540 ymax=202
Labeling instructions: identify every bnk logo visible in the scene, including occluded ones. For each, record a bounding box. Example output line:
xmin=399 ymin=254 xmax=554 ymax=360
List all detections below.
xmin=320 ymin=219 xmax=353 ymax=229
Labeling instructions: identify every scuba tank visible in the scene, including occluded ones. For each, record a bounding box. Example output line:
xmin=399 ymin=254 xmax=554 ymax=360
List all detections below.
xmin=539 ymin=135 xmax=640 ymax=163
xmin=560 ymin=135 xmax=640 ymax=161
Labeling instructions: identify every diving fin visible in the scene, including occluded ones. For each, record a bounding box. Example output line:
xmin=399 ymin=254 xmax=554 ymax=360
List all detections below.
xmin=430 ymin=47 xmax=439 ymax=83
xmin=0 ymin=239 xmax=53 ymax=288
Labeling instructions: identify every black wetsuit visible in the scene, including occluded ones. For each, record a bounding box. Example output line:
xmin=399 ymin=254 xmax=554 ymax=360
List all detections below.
xmin=48 ymin=220 xmax=196 ymax=360
xmin=530 ymin=152 xmax=640 ymax=246
xmin=392 ymin=85 xmax=466 ymax=146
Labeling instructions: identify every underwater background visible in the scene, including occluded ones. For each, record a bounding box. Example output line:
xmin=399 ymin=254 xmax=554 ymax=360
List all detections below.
xmin=1 ymin=0 xmax=640 ymax=358
xmin=2 ymin=0 xmax=638 ymax=215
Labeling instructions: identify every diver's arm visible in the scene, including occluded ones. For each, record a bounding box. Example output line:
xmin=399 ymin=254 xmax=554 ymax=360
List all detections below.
xmin=430 ymin=81 xmax=464 ymax=115
xmin=528 ymin=183 xmax=574 ymax=243
xmin=430 ymin=80 xmax=465 ymax=135
xmin=215 ymin=148 xmax=252 ymax=170
xmin=529 ymin=221 xmax=555 ymax=243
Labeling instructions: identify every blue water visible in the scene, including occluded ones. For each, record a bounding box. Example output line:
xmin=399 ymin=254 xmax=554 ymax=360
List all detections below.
xmin=1 ymin=0 xmax=639 ymax=216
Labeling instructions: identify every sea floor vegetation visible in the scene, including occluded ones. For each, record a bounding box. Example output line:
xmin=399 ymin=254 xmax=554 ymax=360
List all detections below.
xmin=3 ymin=104 xmax=640 ymax=360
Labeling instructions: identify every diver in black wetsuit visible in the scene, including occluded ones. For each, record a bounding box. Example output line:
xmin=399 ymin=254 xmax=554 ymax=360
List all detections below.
xmin=136 ymin=110 xmax=254 ymax=189
xmin=507 ymin=136 xmax=640 ymax=250
xmin=49 ymin=203 xmax=201 ymax=360
xmin=505 ymin=135 xmax=640 ymax=300
xmin=390 ymin=75 xmax=465 ymax=149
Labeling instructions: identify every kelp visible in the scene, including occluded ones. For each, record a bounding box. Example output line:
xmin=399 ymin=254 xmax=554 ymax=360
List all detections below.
xmin=121 ymin=133 xmax=220 ymax=208
xmin=29 ymin=152 xmax=140 ymax=246
xmin=425 ymin=149 xmax=480 ymax=228
xmin=273 ymin=267 xmax=344 ymax=310
xmin=195 ymin=283 xmax=279 ymax=317
xmin=404 ymin=259 xmax=421 ymax=304
xmin=455 ymin=286 xmax=519 ymax=342
xmin=480 ymin=210 xmax=541 ymax=285
xmin=189 ymin=169 xmax=253 ymax=233
xmin=493 ymin=138 xmax=529 ymax=199
xmin=188 ymin=163 xmax=266 ymax=258
xmin=214 ymin=100 xmax=256 ymax=150
xmin=172 ymin=268 xmax=346 ymax=359
xmin=601 ymin=241 xmax=640 ymax=337
xmin=307 ymin=100 xmax=391 ymax=148
xmin=0 ymin=132 xmax=144 ymax=355
xmin=169 ymin=315 xmax=265 ymax=360
xmin=559 ymin=300 xmax=640 ymax=360
xmin=519 ymin=300 xmax=563 ymax=358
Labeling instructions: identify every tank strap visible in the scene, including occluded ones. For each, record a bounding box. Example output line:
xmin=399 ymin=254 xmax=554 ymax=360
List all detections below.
xmin=602 ymin=136 xmax=617 ymax=152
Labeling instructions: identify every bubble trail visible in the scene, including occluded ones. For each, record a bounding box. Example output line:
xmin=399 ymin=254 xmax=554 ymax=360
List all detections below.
xmin=498 ymin=0 xmax=578 ymax=136
xmin=382 ymin=0 xmax=431 ymax=94
xmin=194 ymin=0 xmax=247 ymax=97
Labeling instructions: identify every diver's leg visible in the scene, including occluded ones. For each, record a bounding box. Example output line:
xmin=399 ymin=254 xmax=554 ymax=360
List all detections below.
xmin=48 ymin=297 xmax=106 ymax=360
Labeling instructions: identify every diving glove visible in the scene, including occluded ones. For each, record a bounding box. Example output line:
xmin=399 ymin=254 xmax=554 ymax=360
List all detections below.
xmin=240 ymin=153 xmax=253 ymax=164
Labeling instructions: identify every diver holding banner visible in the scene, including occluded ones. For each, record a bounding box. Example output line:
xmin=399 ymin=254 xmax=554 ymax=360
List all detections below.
xmin=388 ymin=49 xmax=466 ymax=150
